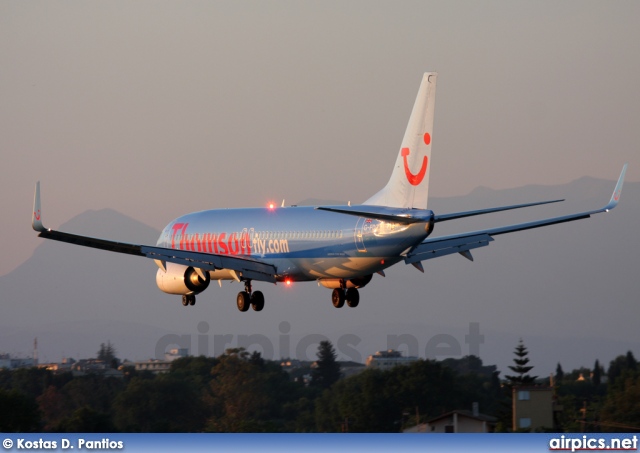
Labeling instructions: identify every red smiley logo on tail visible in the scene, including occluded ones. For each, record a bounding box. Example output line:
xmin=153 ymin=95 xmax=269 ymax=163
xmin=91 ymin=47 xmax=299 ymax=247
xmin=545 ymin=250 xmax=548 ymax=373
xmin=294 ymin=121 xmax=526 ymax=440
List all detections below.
xmin=34 ymin=210 xmax=41 ymax=221
xmin=401 ymin=148 xmax=428 ymax=186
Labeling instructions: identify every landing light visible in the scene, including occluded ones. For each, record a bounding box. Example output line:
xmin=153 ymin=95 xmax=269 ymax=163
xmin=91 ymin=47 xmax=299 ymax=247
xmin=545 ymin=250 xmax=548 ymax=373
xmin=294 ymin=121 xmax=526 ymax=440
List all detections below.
xmin=268 ymin=202 xmax=275 ymax=210
xmin=285 ymin=279 xmax=292 ymax=286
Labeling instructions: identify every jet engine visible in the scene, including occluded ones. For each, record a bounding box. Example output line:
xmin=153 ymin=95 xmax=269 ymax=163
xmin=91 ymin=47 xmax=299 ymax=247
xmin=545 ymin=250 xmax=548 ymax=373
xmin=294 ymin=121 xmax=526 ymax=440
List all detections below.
xmin=156 ymin=262 xmax=210 ymax=295
xmin=318 ymin=274 xmax=373 ymax=289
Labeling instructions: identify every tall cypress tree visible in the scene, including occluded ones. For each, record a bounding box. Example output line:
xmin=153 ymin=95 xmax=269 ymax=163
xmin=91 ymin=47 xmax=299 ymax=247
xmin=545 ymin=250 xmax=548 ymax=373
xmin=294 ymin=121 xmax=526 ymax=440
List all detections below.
xmin=592 ymin=359 xmax=602 ymax=387
xmin=311 ymin=340 xmax=341 ymax=389
xmin=505 ymin=339 xmax=537 ymax=386
xmin=555 ymin=363 xmax=565 ymax=383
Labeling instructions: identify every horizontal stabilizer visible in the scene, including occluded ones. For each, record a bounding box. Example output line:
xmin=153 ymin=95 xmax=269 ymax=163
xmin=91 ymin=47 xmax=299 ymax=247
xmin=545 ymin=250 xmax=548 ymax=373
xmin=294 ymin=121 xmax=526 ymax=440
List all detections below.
xmin=434 ymin=199 xmax=564 ymax=223
xmin=407 ymin=164 xmax=627 ymax=266
xmin=316 ymin=205 xmax=432 ymax=225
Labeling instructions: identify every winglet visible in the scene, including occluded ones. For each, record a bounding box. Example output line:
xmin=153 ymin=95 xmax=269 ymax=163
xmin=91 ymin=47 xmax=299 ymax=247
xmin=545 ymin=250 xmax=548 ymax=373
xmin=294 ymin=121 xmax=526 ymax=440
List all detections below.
xmin=32 ymin=181 xmax=46 ymax=232
xmin=604 ymin=164 xmax=627 ymax=212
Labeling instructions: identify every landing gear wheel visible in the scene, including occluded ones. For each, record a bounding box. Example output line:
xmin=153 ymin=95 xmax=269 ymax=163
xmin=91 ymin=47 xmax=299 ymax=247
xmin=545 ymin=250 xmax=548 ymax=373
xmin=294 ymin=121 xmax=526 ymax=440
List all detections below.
xmin=332 ymin=288 xmax=345 ymax=308
xmin=251 ymin=291 xmax=265 ymax=311
xmin=182 ymin=294 xmax=196 ymax=306
xmin=346 ymin=288 xmax=360 ymax=307
xmin=237 ymin=291 xmax=251 ymax=312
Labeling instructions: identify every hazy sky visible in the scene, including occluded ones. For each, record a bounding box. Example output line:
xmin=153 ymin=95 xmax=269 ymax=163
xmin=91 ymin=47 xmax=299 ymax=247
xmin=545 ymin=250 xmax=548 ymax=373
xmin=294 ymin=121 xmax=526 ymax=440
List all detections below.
xmin=2 ymin=0 xmax=639 ymax=277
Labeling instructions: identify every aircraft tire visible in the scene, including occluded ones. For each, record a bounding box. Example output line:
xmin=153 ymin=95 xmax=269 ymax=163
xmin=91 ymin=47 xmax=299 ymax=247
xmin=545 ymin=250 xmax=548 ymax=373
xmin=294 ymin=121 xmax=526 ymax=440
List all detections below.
xmin=237 ymin=291 xmax=251 ymax=312
xmin=251 ymin=291 xmax=265 ymax=311
xmin=182 ymin=295 xmax=189 ymax=306
xmin=331 ymin=289 xmax=345 ymax=308
xmin=346 ymin=288 xmax=359 ymax=307
xmin=189 ymin=295 xmax=196 ymax=306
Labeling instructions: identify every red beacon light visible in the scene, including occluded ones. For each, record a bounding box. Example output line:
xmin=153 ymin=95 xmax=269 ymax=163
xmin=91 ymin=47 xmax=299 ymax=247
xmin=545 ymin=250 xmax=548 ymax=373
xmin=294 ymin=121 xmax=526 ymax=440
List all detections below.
xmin=267 ymin=199 xmax=285 ymax=210
xmin=285 ymin=278 xmax=292 ymax=287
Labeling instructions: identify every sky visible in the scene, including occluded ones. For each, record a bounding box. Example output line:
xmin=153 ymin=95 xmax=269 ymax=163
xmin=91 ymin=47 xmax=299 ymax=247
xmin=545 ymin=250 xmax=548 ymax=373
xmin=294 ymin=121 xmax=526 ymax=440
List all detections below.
xmin=1 ymin=1 xmax=639 ymax=277
xmin=1 ymin=2 xmax=639 ymax=374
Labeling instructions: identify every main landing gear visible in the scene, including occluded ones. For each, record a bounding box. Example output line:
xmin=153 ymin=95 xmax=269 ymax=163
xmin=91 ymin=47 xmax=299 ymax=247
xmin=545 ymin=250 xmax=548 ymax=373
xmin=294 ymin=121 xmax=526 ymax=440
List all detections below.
xmin=181 ymin=294 xmax=196 ymax=306
xmin=331 ymin=284 xmax=360 ymax=308
xmin=236 ymin=280 xmax=264 ymax=312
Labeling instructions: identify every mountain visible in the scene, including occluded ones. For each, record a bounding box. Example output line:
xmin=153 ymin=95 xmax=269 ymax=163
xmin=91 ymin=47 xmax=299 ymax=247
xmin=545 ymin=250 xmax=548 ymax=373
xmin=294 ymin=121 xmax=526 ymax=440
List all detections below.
xmin=1 ymin=178 xmax=638 ymax=376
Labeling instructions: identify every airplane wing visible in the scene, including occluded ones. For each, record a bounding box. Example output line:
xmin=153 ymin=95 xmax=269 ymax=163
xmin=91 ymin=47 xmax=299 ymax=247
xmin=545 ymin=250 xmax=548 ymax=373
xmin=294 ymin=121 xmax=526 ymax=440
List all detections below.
xmin=404 ymin=165 xmax=627 ymax=267
xmin=31 ymin=182 xmax=277 ymax=283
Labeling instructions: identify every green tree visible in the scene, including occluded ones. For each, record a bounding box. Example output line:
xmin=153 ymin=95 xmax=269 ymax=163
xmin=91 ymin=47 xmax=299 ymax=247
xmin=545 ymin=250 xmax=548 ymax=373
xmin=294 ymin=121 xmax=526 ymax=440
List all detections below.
xmin=505 ymin=339 xmax=537 ymax=386
xmin=315 ymin=359 xmax=490 ymax=432
xmin=311 ymin=341 xmax=341 ymax=390
xmin=607 ymin=351 xmax=639 ymax=387
xmin=55 ymin=406 xmax=115 ymax=433
xmin=555 ymin=363 xmax=565 ymax=383
xmin=600 ymin=374 xmax=640 ymax=431
xmin=9 ymin=367 xmax=54 ymax=398
xmin=37 ymin=385 xmax=70 ymax=431
xmin=205 ymin=348 xmax=296 ymax=432
xmin=592 ymin=359 xmax=602 ymax=387
xmin=97 ymin=341 xmax=118 ymax=369
xmin=114 ymin=374 xmax=205 ymax=432
xmin=0 ymin=389 xmax=40 ymax=432
xmin=169 ymin=355 xmax=219 ymax=388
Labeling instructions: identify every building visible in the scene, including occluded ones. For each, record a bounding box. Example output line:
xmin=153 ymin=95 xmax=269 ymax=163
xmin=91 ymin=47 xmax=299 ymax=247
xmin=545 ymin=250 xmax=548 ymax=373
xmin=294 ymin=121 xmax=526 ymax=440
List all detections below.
xmin=164 ymin=348 xmax=188 ymax=361
xmin=424 ymin=404 xmax=497 ymax=433
xmin=127 ymin=349 xmax=190 ymax=375
xmin=132 ymin=359 xmax=172 ymax=374
xmin=512 ymin=386 xmax=554 ymax=431
xmin=0 ymin=353 xmax=35 ymax=370
xmin=38 ymin=357 xmax=76 ymax=373
xmin=365 ymin=350 xmax=418 ymax=370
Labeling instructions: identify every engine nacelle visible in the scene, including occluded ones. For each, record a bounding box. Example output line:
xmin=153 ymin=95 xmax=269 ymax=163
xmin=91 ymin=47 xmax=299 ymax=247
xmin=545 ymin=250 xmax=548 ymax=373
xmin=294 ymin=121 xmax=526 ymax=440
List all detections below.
xmin=318 ymin=274 xmax=373 ymax=289
xmin=156 ymin=262 xmax=210 ymax=296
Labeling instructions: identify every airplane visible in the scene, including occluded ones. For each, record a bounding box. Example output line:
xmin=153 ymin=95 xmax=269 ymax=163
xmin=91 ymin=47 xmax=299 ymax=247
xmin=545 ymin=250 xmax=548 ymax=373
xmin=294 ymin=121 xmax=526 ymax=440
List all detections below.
xmin=32 ymin=72 xmax=627 ymax=312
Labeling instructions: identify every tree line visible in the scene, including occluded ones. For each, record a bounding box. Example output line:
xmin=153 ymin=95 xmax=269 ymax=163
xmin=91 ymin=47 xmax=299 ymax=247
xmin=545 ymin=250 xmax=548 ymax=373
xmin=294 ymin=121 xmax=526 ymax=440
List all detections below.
xmin=0 ymin=340 xmax=638 ymax=432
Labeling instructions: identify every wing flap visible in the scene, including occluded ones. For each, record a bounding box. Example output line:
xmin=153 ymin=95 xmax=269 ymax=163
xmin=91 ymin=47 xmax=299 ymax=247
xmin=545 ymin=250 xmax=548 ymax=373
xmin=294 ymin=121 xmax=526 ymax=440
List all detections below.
xmin=141 ymin=246 xmax=277 ymax=283
xmin=405 ymin=233 xmax=494 ymax=263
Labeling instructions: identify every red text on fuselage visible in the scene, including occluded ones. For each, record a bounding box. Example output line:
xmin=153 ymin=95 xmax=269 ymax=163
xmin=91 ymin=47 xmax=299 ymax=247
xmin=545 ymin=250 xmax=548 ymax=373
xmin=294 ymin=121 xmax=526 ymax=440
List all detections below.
xmin=170 ymin=223 xmax=252 ymax=256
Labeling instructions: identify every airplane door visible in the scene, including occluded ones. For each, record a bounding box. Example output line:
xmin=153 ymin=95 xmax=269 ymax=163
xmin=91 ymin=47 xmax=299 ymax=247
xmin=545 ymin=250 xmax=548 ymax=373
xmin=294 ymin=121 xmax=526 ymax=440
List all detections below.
xmin=354 ymin=217 xmax=368 ymax=252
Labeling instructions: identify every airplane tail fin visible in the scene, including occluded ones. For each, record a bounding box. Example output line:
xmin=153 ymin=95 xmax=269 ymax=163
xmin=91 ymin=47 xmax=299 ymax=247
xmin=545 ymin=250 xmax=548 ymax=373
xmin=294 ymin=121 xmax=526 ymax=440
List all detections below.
xmin=364 ymin=72 xmax=437 ymax=209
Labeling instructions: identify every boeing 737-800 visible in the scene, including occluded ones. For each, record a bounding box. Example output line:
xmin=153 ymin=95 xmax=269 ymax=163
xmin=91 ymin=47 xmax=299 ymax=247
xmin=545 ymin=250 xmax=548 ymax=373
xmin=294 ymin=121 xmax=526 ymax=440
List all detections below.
xmin=32 ymin=73 xmax=627 ymax=312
